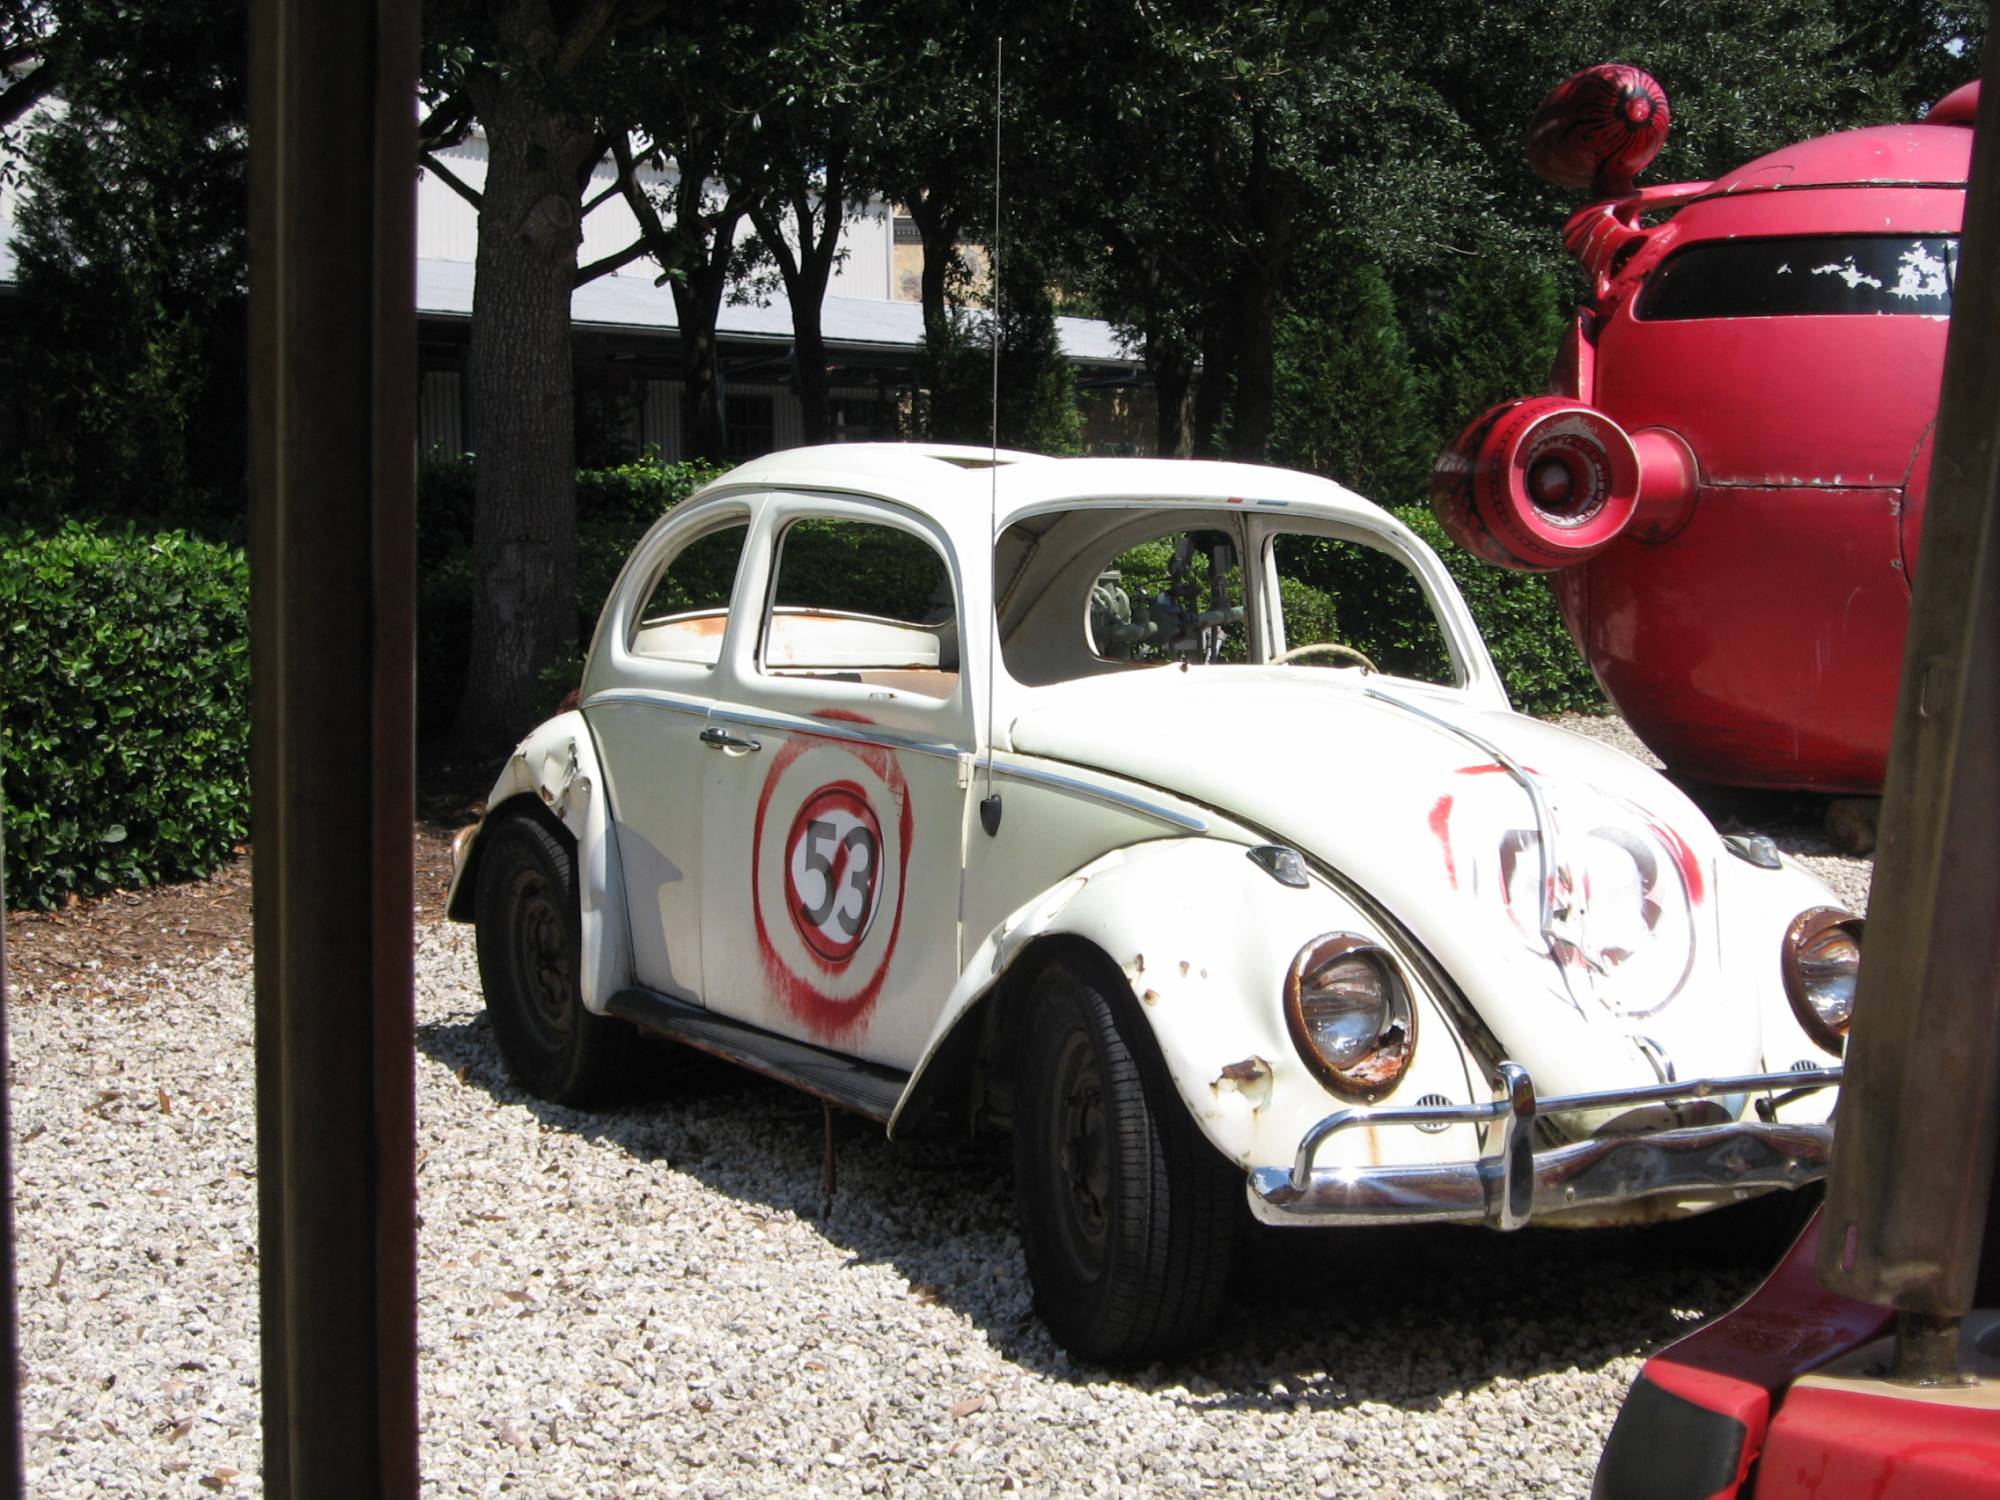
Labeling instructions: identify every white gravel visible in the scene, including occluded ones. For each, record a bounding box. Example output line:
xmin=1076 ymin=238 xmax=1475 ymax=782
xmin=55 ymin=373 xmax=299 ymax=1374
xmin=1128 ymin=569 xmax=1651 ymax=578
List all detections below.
xmin=12 ymin=719 xmax=1876 ymax=1498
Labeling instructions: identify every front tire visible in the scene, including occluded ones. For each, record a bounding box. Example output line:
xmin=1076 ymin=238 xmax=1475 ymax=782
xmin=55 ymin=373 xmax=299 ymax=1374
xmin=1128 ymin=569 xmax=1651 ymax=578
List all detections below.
xmin=473 ymin=812 xmax=632 ymax=1106
xmin=1011 ymin=958 xmax=1239 ymax=1364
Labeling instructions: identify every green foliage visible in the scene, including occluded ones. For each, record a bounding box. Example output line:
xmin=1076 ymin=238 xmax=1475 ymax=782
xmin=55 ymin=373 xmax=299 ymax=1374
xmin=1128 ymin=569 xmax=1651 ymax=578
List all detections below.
xmin=1393 ymin=504 xmax=1604 ymax=714
xmin=5 ymin=0 xmax=248 ymax=529
xmin=1420 ymin=253 xmax=1569 ymax=439
xmin=920 ymin=246 xmax=1084 ymax=454
xmin=1272 ymin=255 xmax=1436 ymax=505
xmin=1 ymin=523 xmax=250 ymax=909
xmin=773 ymin=519 xmax=952 ymax=623
xmin=414 ymin=455 xmax=725 ymax=733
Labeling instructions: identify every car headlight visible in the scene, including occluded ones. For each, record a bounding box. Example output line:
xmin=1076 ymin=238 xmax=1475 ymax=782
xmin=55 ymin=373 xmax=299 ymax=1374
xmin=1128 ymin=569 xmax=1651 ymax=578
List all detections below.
xmin=1284 ymin=934 xmax=1416 ymax=1102
xmin=1782 ymin=907 xmax=1863 ymax=1054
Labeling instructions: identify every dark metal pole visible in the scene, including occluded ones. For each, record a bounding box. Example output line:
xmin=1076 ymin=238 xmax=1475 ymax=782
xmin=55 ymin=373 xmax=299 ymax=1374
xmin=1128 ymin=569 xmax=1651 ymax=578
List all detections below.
xmin=1816 ymin=11 xmax=2000 ymax=1384
xmin=0 ymin=852 xmax=22 ymax=1498
xmin=248 ymin=0 xmax=419 ymax=1492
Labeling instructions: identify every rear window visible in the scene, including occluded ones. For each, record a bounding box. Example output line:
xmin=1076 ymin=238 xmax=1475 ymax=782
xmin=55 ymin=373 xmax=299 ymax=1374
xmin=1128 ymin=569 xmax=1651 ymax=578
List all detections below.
xmin=1636 ymin=235 xmax=1956 ymax=320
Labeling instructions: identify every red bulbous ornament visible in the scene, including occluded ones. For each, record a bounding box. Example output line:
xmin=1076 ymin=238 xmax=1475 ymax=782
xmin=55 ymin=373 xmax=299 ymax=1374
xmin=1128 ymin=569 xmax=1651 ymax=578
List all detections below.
xmin=1529 ymin=64 xmax=1672 ymax=196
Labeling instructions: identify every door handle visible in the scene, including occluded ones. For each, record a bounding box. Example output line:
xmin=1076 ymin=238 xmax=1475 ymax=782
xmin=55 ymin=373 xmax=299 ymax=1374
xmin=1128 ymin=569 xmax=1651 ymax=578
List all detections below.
xmin=699 ymin=725 xmax=762 ymax=752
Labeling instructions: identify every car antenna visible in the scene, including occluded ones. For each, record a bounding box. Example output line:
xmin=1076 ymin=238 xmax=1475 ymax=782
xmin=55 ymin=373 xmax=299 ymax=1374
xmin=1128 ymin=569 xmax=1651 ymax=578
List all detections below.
xmin=979 ymin=33 xmax=1004 ymax=838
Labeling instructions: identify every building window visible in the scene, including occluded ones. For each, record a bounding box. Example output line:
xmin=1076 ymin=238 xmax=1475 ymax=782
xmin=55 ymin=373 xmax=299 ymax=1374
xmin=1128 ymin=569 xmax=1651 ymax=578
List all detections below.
xmin=724 ymin=393 xmax=775 ymax=459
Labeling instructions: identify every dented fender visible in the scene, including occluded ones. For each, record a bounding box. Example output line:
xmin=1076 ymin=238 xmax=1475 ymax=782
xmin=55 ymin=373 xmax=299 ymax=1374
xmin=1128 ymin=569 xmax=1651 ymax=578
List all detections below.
xmin=891 ymin=839 xmax=1483 ymax=1171
xmin=444 ymin=711 xmax=633 ymax=1014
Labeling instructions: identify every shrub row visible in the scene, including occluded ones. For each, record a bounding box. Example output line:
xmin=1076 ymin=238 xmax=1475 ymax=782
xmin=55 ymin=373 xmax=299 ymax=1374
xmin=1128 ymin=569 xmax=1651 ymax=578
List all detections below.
xmin=2 ymin=523 xmax=250 ymax=910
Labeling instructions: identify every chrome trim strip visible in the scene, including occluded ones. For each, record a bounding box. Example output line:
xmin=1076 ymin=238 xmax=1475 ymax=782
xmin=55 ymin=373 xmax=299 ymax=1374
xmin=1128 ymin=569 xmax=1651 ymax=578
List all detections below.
xmin=708 ymin=706 xmax=964 ymax=762
xmin=994 ymin=761 xmax=1209 ymax=832
xmin=1246 ymin=1060 xmax=1842 ymax=1229
xmin=583 ymin=687 xmax=714 ymax=717
xmin=585 ymin=687 xmax=966 ymax=762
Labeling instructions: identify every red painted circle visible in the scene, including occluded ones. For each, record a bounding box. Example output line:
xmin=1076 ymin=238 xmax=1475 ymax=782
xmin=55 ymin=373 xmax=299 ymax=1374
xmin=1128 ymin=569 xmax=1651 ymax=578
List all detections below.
xmin=748 ymin=723 xmax=914 ymax=1044
xmin=783 ymin=783 xmax=883 ymax=965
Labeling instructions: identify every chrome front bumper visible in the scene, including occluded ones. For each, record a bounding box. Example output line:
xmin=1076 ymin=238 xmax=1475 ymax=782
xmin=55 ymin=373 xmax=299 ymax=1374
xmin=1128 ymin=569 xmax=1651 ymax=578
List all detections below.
xmin=1246 ymin=1061 xmax=1841 ymax=1229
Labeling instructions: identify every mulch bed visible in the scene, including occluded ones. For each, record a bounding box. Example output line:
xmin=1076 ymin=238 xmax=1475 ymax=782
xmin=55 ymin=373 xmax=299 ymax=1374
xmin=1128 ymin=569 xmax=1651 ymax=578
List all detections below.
xmin=4 ymin=770 xmax=488 ymax=1002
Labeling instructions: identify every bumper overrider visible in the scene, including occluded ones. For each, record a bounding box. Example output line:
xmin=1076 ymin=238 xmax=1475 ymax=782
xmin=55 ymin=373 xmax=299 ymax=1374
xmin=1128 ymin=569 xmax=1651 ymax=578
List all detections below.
xmin=1247 ymin=1062 xmax=1841 ymax=1228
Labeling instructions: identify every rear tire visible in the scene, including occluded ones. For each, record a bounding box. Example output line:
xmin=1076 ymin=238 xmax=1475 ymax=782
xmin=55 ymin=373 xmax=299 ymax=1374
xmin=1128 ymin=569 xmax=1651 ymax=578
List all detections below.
xmin=473 ymin=813 xmax=633 ymax=1106
xmin=1011 ymin=958 xmax=1239 ymax=1364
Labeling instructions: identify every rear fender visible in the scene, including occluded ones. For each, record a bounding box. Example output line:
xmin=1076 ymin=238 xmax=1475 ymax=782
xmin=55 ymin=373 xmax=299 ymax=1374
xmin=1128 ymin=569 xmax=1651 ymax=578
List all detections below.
xmin=891 ymin=839 xmax=1482 ymax=1169
xmin=444 ymin=712 xmax=633 ymax=1014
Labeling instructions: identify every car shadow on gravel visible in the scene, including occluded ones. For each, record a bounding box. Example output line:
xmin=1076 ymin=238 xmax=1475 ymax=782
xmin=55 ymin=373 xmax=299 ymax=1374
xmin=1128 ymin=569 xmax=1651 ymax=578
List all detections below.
xmin=416 ymin=1009 xmax=1779 ymax=1410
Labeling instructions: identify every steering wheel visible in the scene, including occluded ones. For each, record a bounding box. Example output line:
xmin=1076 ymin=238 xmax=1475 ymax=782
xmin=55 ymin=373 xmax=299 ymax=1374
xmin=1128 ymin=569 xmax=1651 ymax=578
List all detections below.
xmin=1272 ymin=640 xmax=1379 ymax=673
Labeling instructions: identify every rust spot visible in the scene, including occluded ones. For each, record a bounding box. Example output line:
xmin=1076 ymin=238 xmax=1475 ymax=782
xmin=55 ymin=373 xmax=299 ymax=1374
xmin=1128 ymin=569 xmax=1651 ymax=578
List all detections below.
xmin=1213 ymin=1056 xmax=1274 ymax=1111
xmin=1141 ymin=988 xmax=1162 ymax=1005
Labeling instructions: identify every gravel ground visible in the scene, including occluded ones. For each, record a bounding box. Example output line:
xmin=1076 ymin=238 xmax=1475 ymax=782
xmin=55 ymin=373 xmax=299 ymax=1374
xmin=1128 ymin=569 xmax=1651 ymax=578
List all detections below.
xmin=12 ymin=722 xmax=1875 ymax=1499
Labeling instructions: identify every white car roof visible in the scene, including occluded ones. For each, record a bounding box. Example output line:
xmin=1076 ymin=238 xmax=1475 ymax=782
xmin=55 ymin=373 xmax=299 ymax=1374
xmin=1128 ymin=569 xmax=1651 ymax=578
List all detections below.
xmin=694 ymin=443 xmax=1405 ymax=540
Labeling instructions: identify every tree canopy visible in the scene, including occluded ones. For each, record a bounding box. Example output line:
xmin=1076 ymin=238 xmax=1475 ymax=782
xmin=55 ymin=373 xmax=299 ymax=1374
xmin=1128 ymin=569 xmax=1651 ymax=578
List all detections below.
xmin=4 ymin=0 xmax=1982 ymax=737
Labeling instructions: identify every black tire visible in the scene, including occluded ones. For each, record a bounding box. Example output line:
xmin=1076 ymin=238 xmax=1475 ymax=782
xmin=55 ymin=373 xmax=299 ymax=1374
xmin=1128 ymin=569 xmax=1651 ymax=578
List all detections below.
xmin=473 ymin=813 xmax=633 ymax=1106
xmin=1011 ymin=958 xmax=1239 ymax=1364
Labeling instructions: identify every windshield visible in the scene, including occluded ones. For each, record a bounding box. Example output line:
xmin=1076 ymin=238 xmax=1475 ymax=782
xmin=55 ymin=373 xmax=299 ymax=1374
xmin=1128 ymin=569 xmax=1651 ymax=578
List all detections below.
xmin=996 ymin=506 xmax=1460 ymax=689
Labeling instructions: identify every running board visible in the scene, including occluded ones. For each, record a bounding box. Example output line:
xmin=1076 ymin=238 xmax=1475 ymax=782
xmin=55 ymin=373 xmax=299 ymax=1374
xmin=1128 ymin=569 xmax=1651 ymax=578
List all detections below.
xmin=605 ymin=988 xmax=909 ymax=1123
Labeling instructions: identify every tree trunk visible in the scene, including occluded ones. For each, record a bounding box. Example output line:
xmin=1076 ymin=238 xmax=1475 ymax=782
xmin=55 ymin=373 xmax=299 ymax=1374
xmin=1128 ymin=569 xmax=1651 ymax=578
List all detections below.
xmin=1227 ymin=116 xmax=1296 ymax=464
xmin=454 ymin=77 xmax=597 ymax=749
xmin=672 ymin=275 xmax=728 ymax=462
xmin=1229 ymin=265 xmax=1279 ymax=462
xmin=1148 ymin=337 xmax=1196 ymax=457
xmin=749 ymin=172 xmax=849 ymax=447
xmin=1193 ymin=297 xmax=1234 ymax=457
xmin=794 ymin=321 xmax=830 ymax=444
xmin=911 ymin=195 xmax=957 ymax=355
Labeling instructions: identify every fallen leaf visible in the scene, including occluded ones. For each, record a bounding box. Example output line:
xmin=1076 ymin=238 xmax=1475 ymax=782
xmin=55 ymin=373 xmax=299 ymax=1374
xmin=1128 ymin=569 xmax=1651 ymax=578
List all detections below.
xmin=909 ymin=1283 xmax=941 ymax=1303
xmin=46 ymin=1253 xmax=63 ymax=1290
xmin=948 ymin=1394 xmax=989 ymax=1419
xmin=168 ymin=1418 xmax=193 ymax=1443
xmin=157 ymin=1088 xmax=172 ymax=1116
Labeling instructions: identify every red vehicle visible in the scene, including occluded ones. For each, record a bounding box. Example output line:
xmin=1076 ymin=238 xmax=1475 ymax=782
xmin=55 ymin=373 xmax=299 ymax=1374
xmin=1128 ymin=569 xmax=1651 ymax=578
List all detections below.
xmin=1434 ymin=65 xmax=1976 ymax=793
xmin=1589 ymin=55 xmax=2000 ymax=1496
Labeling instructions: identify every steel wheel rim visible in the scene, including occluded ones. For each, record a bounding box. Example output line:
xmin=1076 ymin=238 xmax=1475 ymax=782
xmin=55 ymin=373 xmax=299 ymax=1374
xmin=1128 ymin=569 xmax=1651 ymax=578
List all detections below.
xmin=509 ymin=868 xmax=574 ymax=1044
xmin=1049 ymin=1028 xmax=1110 ymax=1281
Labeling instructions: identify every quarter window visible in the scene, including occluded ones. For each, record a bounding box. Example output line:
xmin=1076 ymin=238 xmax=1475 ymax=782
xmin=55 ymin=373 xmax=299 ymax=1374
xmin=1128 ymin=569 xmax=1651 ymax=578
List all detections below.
xmin=630 ymin=521 xmax=748 ymax=666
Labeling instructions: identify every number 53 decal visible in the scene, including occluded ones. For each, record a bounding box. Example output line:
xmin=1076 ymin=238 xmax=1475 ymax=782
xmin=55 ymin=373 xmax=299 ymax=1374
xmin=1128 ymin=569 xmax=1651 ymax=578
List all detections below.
xmin=784 ymin=784 xmax=884 ymax=964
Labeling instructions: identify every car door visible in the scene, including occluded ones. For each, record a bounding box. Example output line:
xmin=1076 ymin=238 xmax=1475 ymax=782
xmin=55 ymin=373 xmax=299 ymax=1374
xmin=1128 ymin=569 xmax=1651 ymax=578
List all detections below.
xmin=696 ymin=493 xmax=972 ymax=1072
xmin=583 ymin=504 xmax=755 ymax=1004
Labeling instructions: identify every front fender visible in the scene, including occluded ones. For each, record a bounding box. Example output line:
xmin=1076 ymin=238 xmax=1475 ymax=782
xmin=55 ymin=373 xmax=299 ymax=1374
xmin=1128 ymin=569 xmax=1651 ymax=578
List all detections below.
xmin=445 ymin=711 xmax=633 ymax=1014
xmin=891 ymin=839 xmax=1483 ymax=1170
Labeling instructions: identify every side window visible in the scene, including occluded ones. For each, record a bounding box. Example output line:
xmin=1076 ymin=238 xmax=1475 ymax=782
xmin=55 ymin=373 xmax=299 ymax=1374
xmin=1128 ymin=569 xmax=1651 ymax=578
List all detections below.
xmin=1269 ymin=532 xmax=1455 ymax=685
xmin=762 ymin=517 xmax=959 ymax=698
xmin=1089 ymin=529 xmax=1247 ymax=664
xmin=629 ymin=521 xmax=749 ymax=666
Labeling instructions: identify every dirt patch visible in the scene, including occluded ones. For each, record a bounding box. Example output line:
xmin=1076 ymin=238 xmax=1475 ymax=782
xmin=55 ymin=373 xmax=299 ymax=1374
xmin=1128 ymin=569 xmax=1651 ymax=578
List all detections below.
xmin=5 ymin=813 xmax=475 ymax=1003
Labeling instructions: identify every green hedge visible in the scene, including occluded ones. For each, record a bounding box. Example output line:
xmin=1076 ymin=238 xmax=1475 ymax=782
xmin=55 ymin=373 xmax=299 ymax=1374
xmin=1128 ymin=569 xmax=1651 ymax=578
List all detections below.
xmin=2 ymin=523 xmax=250 ymax=909
xmin=1393 ymin=504 xmax=1604 ymax=716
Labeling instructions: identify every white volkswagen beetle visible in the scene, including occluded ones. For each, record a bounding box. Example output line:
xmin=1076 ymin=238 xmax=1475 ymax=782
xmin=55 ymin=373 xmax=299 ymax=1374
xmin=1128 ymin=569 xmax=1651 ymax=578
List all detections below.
xmin=448 ymin=444 xmax=1852 ymax=1363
